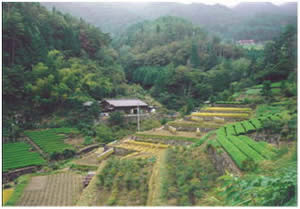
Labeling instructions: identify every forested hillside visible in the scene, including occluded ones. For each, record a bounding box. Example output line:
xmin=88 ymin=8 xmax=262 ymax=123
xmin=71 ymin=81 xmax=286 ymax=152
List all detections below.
xmin=114 ymin=16 xmax=297 ymax=111
xmin=3 ymin=2 xmax=137 ymax=139
xmin=42 ymin=2 xmax=297 ymax=41
xmin=2 ymin=2 xmax=298 ymax=207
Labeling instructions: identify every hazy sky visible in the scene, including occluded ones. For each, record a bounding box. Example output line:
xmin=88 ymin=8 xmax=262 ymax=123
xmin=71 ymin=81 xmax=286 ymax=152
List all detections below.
xmin=85 ymin=0 xmax=292 ymax=7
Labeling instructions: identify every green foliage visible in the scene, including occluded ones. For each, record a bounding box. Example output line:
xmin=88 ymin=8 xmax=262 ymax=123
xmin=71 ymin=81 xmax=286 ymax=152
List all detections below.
xmin=234 ymin=123 xmax=246 ymax=135
xmin=162 ymin=147 xmax=218 ymax=205
xmin=5 ymin=175 xmax=30 ymax=206
xmin=24 ymin=128 xmax=77 ymax=154
xmin=70 ymin=163 xmax=98 ymax=172
xmin=95 ymin=124 xmax=115 ymax=144
xmin=98 ymin=157 xmax=152 ymax=205
xmin=140 ymin=119 xmax=161 ymax=131
xmin=3 ymin=3 xmax=128 ymax=138
xmin=3 ymin=142 xmax=46 ymax=172
xmin=261 ymin=119 xmax=284 ymax=135
xmin=239 ymin=135 xmax=275 ymax=159
xmin=228 ymin=136 xmax=264 ymax=163
xmin=193 ymin=131 xmax=215 ymax=147
xmin=218 ymin=162 xmax=297 ymax=206
xmin=217 ymin=135 xmax=254 ymax=170
xmin=108 ymin=111 xmax=125 ymax=127
xmin=83 ymin=136 xmax=94 ymax=146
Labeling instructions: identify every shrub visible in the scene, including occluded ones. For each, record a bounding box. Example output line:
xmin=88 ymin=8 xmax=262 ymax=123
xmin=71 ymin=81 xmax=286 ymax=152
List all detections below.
xmin=109 ymin=111 xmax=125 ymax=127
xmin=95 ymin=124 xmax=114 ymax=143
xmin=83 ymin=136 xmax=94 ymax=145
xmin=140 ymin=119 xmax=161 ymax=131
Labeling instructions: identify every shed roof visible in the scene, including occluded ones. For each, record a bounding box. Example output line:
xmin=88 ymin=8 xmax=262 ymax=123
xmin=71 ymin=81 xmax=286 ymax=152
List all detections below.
xmin=103 ymin=99 xmax=148 ymax=107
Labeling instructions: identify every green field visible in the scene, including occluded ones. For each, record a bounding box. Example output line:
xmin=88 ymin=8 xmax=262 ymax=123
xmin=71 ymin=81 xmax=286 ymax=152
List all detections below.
xmin=24 ymin=128 xmax=78 ymax=154
xmin=3 ymin=142 xmax=46 ymax=172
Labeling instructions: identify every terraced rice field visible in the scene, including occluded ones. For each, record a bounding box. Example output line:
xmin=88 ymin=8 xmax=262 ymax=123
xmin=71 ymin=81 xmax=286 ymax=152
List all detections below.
xmin=17 ymin=172 xmax=83 ymax=206
xmin=113 ymin=140 xmax=169 ymax=154
xmin=3 ymin=142 xmax=46 ymax=172
xmin=74 ymin=147 xmax=104 ymax=166
xmin=202 ymin=107 xmax=252 ymax=113
xmin=191 ymin=112 xmax=249 ymax=118
xmin=3 ymin=188 xmax=14 ymax=205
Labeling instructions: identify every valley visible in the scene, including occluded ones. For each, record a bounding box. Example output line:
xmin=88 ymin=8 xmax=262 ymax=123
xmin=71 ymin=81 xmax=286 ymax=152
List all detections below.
xmin=2 ymin=2 xmax=297 ymax=207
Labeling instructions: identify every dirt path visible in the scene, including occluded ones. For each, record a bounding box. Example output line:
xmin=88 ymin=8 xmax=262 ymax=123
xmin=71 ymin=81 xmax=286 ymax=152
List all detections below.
xmin=76 ymin=160 xmax=107 ymax=206
xmin=24 ymin=137 xmax=48 ymax=159
xmin=146 ymin=149 xmax=168 ymax=206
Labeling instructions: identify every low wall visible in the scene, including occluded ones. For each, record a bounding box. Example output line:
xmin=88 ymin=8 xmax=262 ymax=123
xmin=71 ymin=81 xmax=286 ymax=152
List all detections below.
xmin=77 ymin=144 xmax=101 ymax=155
xmin=3 ymin=166 xmax=39 ymax=183
xmin=190 ymin=116 xmax=245 ymax=122
xmin=168 ymin=125 xmax=216 ymax=132
xmin=207 ymin=146 xmax=241 ymax=176
xmin=132 ymin=136 xmax=194 ymax=146
xmin=107 ymin=146 xmax=135 ymax=156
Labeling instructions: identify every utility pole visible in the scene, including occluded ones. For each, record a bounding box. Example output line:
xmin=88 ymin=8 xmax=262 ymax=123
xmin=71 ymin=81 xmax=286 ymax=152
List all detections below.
xmin=137 ymin=105 xmax=140 ymax=132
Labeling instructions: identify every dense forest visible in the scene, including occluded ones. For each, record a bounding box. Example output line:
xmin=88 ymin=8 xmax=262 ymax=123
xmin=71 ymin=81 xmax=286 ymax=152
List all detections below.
xmin=2 ymin=2 xmax=298 ymax=207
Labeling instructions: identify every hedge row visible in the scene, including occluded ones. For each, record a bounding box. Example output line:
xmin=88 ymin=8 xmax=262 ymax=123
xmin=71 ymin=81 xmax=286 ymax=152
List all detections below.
xmin=217 ymin=135 xmax=249 ymax=169
xmin=228 ymin=136 xmax=264 ymax=163
xmin=238 ymin=135 xmax=276 ymax=159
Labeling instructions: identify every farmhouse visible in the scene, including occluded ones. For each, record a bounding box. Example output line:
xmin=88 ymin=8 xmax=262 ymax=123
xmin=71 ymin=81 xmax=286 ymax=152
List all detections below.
xmin=101 ymin=98 xmax=151 ymax=115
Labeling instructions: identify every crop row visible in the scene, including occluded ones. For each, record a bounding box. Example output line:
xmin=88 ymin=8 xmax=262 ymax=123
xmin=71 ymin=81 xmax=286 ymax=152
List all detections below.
xmin=134 ymin=133 xmax=199 ymax=142
xmin=217 ymin=135 xmax=248 ymax=169
xmin=24 ymin=128 xmax=76 ymax=154
xmin=191 ymin=112 xmax=249 ymax=118
xmin=227 ymin=136 xmax=264 ymax=163
xmin=3 ymin=142 xmax=46 ymax=172
xmin=202 ymin=107 xmax=252 ymax=112
xmin=221 ymin=113 xmax=282 ymax=137
xmin=238 ymin=135 xmax=275 ymax=159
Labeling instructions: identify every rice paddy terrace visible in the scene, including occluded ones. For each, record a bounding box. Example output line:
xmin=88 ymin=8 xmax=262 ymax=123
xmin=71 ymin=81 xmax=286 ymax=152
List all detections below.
xmin=2 ymin=101 xmax=296 ymax=206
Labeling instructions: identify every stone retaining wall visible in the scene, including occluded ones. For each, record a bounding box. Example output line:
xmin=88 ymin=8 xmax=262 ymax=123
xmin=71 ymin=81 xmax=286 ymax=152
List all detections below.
xmin=207 ymin=146 xmax=241 ymax=176
xmin=77 ymin=144 xmax=101 ymax=155
xmin=132 ymin=136 xmax=194 ymax=146
xmin=3 ymin=166 xmax=39 ymax=183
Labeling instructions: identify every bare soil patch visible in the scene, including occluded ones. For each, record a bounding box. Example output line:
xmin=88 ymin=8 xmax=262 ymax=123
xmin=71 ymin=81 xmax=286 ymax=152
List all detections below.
xmin=64 ymin=137 xmax=84 ymax=148
xmin=17 ymin=172 xmax=83 ymax=206
xmin=25 ymin=176 xmax=47 ymax=191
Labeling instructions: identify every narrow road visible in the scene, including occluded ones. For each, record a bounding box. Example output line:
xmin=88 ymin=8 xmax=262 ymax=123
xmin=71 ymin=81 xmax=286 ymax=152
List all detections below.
xmin=24 ymin=137 xmax=48 ymax=159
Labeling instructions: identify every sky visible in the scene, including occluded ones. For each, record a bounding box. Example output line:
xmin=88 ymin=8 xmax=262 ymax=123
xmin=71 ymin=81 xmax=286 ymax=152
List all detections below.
xmin=66 ymin=0 xmax=293 ymax=7
xmin=27 ymin=0 xmax=294 ymax=8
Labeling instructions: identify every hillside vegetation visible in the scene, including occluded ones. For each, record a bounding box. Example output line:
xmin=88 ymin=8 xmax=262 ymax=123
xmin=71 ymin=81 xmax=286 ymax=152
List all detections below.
xmin=2 ymin=2 xmax=297 ymax=207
